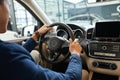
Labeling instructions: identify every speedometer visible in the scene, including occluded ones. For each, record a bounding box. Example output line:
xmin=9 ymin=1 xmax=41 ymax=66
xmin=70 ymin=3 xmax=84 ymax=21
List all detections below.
xmin=57 ymin=29 xmax=68 ymax=39
xmin=74 ymin=29 xmax=83 ymax=41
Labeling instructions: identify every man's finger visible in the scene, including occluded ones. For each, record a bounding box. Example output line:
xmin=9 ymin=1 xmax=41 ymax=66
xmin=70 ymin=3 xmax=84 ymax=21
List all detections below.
xmin=69 ymin=38 xmax=73 ymax=44
xmin=47 ymin=27 xmax=53 ymax=31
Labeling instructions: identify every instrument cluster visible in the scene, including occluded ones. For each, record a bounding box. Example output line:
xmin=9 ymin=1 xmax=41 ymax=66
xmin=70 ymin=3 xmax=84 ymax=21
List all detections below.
xmin=56 ymin=24 xmax=85 ymax=42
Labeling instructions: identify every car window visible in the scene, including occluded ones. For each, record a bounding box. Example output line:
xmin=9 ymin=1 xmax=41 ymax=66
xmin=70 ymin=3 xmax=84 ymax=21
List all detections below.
xmin=13 ymin=1 xmax=37 ymax=34
xmin=34 ymin=0 xmax=120 ymax=29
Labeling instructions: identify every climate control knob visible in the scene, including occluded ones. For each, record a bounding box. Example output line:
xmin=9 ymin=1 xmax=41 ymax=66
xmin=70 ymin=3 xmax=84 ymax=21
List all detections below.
xmin=110 ymin=63 xmax=117 ymax=70
xmin=92 ymin=62 xmax=99 ymax=67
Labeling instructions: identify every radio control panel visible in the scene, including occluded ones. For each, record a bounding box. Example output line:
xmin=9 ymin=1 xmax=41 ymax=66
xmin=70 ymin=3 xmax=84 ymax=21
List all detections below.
xmin=88 ymin=41 xmax=120 ymax=60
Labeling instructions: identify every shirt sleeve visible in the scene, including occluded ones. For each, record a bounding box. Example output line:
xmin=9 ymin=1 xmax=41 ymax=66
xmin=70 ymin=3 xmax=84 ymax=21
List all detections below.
xmin=23 ymin=38 xmax=37 ymax=52
xmin=65 ymin=54 xmax=82 ymax=80
xmin=10 ymin=53 xmax=82 ymax=80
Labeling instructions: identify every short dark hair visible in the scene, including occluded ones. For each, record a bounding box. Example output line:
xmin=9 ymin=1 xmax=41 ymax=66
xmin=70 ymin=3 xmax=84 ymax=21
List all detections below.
xmin=0 ymin=0 xmax=4 ymax=4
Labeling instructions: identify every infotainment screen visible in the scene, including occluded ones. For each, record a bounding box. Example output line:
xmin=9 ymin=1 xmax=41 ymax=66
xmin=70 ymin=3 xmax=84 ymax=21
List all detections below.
xmin=93 ymin=21 xmax=120 ymax=39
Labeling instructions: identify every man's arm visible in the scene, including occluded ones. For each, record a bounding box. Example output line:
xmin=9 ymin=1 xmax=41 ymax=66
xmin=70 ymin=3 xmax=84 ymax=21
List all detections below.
xmin=19 ymin=26 xmax=82 ymax=80
xmin=65 ymin=54 xmax=82 ymax=80
xmin=32 ymin=54 xmax=82 ymax=80
xmin=10 ymin=38 xmax=82 ymax=80
xmin=23 ymin=38 xmax=37 ymax=52
xmin=10 ymin=52 xmax=82 ymax=80
xmin=23 ymin=25 xmax=52 ymax=52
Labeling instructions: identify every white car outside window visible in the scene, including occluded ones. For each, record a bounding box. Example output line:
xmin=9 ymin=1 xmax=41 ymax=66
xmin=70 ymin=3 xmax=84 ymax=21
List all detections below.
xmin=65 ymin=14 xmax=104 ymax=30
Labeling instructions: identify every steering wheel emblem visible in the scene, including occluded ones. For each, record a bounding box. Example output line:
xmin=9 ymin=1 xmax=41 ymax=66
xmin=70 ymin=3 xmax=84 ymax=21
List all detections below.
xmin=48 ymin=37 xmax=63 ymax=51
xmin=50 ymin=39 xmax=57 ymax=47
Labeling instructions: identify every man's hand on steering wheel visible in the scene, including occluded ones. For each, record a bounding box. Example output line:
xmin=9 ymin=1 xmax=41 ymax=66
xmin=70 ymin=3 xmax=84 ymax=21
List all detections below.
xmin=32 ymin=25 xmax=53 ymax=41
xmin=69 ymin=38 xmax=82 ymax=56
xmin=37 ymin=25 xmax=53 ymax=36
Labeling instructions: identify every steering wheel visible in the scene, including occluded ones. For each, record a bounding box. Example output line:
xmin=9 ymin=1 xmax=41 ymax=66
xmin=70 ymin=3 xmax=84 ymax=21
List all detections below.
xmin=39 ymin=22 xmax=74 ymax=64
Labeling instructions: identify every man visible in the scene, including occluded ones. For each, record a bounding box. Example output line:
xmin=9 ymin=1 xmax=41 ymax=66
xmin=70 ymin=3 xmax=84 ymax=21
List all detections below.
xmin=0 ymin=0 xmax=82 ymax=80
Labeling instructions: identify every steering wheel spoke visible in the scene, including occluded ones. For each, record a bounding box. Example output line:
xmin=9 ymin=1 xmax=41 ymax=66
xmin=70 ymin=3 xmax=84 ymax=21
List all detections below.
xmin=61 ymin=39 xmax=69 ymax=48
xmin=48 ymin=52 xmax=61 ymax=62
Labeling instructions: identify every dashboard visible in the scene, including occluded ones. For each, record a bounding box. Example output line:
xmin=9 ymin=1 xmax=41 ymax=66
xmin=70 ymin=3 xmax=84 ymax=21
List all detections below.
xmin=56 ymin=21 xmax=120 ymax=78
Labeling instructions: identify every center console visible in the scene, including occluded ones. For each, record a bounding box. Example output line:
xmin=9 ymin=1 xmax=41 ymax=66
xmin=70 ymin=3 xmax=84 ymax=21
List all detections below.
xmin=88 ymin=21 xmax=120 ymax=60
xmin=88 ymin=41 xmax=119 ymax=70
xmin=87 ymin=21 xmax=120 ymax=80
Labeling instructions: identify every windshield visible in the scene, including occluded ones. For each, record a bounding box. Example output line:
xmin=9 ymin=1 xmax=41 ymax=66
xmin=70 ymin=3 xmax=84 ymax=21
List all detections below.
xmin=34 ymin=0 xmax=120 ymax=29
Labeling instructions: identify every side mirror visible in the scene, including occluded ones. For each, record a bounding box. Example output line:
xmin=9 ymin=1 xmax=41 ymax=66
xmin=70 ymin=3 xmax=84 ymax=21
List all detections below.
xmin=22 ymin=25 xmax=36 ymax=37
